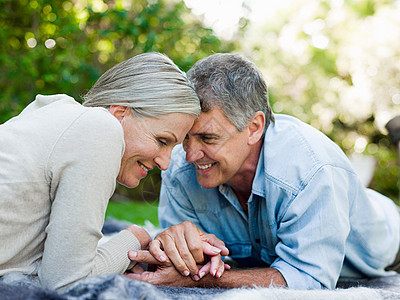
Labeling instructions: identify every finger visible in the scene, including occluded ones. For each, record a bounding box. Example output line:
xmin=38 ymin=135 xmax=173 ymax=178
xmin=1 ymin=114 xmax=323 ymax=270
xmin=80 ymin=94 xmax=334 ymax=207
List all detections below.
xmin=162 ymin=235 xmax=194 ymax=276
xmin=125 ymin=272 xmax=141 ymax=280
xmin=154 ymin=222 xmax=201 ymax=276
xmin=149 ymin=239 xmax=167 ymax=262
xmin=168 ymin=222 xmax=201 ymax=274
xmin=224 ymin=263 xmax=231 ymax=270
xmin=209 ymin=254 xmax=223 ymax=277
xmin=202 ymin=241 xmax=223 ymax=257
xmin=182 ymin=222 xmax=204 ymax=264
xmin=131 ymin=263 xmax=145 ymax=274
xmin=125 ymin=272 xmax=152 ymax=282
xmin=177 ymin=239 xmax=199 ymax=276
xmin=128 ymin=250 xmax=161 ymax=265
xmin=215 ymin=257 xmax=226 ymax=278
xmin=198 ymin=261 xmax=211 ymax=279
xmin=200 ymin=233 xmax=229 ymax=256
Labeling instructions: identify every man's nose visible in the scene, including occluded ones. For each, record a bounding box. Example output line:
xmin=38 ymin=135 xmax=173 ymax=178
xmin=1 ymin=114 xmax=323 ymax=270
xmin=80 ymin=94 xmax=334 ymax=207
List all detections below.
xmin=183 ymin=137 xmax=204 ymax=163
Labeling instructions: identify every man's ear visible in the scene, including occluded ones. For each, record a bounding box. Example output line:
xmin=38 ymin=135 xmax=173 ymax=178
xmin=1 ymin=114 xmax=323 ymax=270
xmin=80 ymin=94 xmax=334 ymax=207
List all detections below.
xmin=109 ymin=105 xmax=129 ymax=121
xmin=247 ymin=111 xmax=265 ymax=145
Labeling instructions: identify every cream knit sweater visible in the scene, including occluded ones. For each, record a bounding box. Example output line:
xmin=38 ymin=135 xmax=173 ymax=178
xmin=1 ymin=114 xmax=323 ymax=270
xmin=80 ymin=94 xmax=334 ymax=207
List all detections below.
xmin=0 ymin=94 xmax=140 ymax=290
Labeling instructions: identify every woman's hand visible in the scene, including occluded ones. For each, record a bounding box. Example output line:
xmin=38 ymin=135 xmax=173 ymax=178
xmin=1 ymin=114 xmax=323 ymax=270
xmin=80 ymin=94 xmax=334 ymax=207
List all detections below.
xmin=126 ymin=250 xmax=196 ymax=286
xmin=126 ymin=250 xmax=231 ymax=286
xmin=124 ymin=224 xmax=151 ymax=249
xmin=198 ymin=254 xmax=231 ymax=279
xmin=148 ymin=221 xmax=229 ymax=279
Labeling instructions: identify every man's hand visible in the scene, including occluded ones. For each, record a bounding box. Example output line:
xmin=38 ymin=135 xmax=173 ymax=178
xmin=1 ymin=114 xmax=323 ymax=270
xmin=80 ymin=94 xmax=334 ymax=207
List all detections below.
xmin=126 ymin=250 xmax=196 ymax=286
xmin=197 ymin=253 xmax=231 ymax=279
xmin=148 ymin=221 xmax=229 ymax=279
xmin=126 ymin=250 xmax=230 ymax=286
xmin=124 ymin=224 xmax=151 ymax=249
xmin=127 ymin=250 xmax=285 ymax=289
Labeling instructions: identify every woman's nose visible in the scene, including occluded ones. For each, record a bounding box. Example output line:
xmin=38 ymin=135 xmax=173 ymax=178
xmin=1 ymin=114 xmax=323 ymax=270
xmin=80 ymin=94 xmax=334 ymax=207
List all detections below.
xmin=154 ymin=148 xmax=172 ymax=171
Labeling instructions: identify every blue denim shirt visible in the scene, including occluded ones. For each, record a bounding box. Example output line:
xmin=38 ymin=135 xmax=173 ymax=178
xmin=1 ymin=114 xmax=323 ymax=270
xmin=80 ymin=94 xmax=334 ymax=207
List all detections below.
xmin=159 ymin=114 xmax=400 ymax=289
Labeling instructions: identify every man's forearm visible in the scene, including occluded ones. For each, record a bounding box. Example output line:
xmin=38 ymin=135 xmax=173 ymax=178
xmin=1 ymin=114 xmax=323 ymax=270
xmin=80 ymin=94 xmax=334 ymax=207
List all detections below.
xmin=126 ymin=250 xmax=287 ymax=289
xmin=195 ymin=267 xmax=287 ymax=288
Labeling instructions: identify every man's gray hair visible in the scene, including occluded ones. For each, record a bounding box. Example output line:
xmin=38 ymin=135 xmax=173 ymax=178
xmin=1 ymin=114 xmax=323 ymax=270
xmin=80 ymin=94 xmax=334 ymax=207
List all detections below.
xmin=83 ymin=52 xmax=200 ymax=118
xmin=187 ymin=53 xmax=274 ymax=131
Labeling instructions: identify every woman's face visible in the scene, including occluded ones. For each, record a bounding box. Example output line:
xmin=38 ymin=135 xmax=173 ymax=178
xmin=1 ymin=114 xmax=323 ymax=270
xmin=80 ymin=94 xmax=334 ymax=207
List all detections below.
xmin=111 ymin=106 xmax=195 ymax=188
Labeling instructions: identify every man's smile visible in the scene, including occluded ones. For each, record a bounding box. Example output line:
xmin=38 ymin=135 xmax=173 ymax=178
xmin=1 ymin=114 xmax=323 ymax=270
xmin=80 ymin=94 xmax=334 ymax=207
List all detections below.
xmin=195 ymin=162 xmax=217 ymax=170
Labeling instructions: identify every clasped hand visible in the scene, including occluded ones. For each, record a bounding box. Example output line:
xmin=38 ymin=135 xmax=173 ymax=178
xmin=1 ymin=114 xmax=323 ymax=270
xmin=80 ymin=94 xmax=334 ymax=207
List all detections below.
xmin=125 ymin=221 xmax=230 ymax=286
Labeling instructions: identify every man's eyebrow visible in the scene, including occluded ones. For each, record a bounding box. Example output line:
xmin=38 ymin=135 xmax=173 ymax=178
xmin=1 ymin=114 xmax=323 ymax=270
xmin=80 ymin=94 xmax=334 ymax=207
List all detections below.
xmin=193 ymin=133 xmax=220 ymax=138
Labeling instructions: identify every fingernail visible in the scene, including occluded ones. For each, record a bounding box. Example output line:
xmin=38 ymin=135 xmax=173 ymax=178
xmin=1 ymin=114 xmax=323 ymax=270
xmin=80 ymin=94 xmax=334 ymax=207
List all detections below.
xmin=199 ymin=271 xmax=205 ymax=278
xmin=193 ymin=275 xmax=200 ymax=281
xmin=159 ymin=255 xmax=166 ymax=262
xmin=183 ymin=270 xmax=190 ymax=276
xmin=216 ymin=271 xmax=222 ymax=278
xmin=129 ymin=251 xmax=137 ymax=258
xmin=211 ymin=247 xmax=221 ymax=254
xmin=212 ymin=270 xmax=216 ymax=277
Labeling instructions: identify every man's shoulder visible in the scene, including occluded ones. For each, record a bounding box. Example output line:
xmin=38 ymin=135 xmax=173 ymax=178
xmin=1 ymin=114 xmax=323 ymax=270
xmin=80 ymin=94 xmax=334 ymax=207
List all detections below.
xmin=268 ymin=114 xmax=331 ymax=146
xmin=266 ymin=114 xmax=349 ymax=165
xmin=261 ymin=114 xmax=353 ymax=191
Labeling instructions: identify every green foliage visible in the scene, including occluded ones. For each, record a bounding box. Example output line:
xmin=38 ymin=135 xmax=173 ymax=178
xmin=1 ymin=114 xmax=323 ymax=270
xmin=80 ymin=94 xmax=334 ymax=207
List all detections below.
xmin=0 ymin=0 xmax=235 ymax=207
xmin=0 ymin=0 xmax=234 ymax=123
xmin=106 ymin=198 xmax=159 ymax=226
xmin=239 ymin=0 xmax=400 ymax=200
xmin=370 ymin=145 xmax=399 ymax=204
xmin=330 ymin=116 xmax=399 ymax=202
xmin=1 ymin=0 xmax=398 ymax=208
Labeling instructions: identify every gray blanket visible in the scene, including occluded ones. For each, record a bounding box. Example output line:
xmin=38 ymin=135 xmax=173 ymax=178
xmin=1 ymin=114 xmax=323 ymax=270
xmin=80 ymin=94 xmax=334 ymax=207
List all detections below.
xmin=1 ymin=219 xmax=400 ymax=299
xmin=1 ymin=272 xmax=400 ymax=299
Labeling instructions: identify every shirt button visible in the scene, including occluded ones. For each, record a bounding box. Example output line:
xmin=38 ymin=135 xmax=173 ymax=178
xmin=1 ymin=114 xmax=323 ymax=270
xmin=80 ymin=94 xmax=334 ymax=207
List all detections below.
xmin=255 ymin=238 xmax=260 ymax=243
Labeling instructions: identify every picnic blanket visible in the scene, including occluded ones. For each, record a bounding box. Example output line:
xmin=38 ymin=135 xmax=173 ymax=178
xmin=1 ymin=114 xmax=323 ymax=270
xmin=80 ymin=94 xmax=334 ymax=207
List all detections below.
xmin=1 ymin=218 xmax=400 ymax=300
xmin=2 ymin=271 xmax=400 ymax=300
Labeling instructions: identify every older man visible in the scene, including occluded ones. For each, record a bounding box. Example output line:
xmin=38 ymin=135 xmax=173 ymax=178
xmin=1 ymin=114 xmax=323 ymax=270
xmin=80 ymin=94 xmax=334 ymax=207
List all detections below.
xmin=128 ymin=53 xmax=400 ymax=290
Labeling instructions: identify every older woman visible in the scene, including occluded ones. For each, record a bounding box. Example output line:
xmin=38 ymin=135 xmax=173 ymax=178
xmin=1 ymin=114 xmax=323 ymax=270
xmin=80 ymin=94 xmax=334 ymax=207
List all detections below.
xmin=0 ymin=53 xmax=213 ymax=291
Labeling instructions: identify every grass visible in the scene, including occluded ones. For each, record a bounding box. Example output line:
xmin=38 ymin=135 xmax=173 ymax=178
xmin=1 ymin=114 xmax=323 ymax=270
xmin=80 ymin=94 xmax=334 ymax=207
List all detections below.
xmin=105 ymin=200 xmax=159 ymax=226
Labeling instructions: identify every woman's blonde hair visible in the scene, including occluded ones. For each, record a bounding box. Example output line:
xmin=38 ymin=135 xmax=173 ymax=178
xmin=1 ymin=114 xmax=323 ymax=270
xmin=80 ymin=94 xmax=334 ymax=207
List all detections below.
xmin=83 ymin=52 xmax=200 ymax=118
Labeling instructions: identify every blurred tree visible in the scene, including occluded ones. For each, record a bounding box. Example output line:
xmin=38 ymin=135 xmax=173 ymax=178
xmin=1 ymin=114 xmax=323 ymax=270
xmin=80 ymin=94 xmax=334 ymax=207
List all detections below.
xmin=2 ymin=0 xmax=398 ymax=203
xmin=237 ymin=0 xmax=400 ymax=201
xmin=0 ymin=0 xmax=235 ymax=202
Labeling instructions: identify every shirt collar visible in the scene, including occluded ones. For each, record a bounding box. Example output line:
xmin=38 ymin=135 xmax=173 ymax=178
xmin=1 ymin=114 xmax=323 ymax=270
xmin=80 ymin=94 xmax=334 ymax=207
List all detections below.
xmin=251 ymin=138 xmax=266 ymax=198
xmin=218 ymin=137 xmax=267 ymax=203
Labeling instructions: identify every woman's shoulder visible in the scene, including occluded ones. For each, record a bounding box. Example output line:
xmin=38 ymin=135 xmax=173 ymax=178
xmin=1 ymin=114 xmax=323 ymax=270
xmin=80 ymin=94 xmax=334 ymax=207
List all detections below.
xmin=78 ymin=106 xmax=120 ymax=130
xmin=61 ymin=106 xmax=123 ymax=149
xmin=46 ymin=103 xmax=124 ymax=175
xmin=37 ymin=97 xmax=124 ymax=157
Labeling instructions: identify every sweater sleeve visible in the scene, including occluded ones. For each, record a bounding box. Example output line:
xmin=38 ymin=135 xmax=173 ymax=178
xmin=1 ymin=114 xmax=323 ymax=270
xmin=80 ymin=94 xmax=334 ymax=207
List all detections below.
xmin=38 ymin=108 xmax=140 ymax=291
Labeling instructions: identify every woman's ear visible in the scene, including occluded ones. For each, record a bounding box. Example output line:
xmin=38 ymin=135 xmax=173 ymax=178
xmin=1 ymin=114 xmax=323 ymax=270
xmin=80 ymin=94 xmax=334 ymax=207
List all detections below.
xmin=109 ymin=105 xmax=129 ymax=121
xmin=247 ymin=111 xmax=265 ymax=145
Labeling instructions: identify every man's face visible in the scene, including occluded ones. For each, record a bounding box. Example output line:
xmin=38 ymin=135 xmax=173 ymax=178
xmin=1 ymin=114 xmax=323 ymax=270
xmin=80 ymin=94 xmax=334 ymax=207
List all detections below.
xmin=183 ymin=107 xmax=251 ymax=189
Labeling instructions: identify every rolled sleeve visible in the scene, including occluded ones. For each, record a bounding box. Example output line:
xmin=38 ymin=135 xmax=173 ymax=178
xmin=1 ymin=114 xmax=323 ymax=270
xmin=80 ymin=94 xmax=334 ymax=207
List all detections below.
xmin=94 ymin=230 xmax=141 ymax=275
xmin=271 ymin=258 xmax=322 ymax=289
